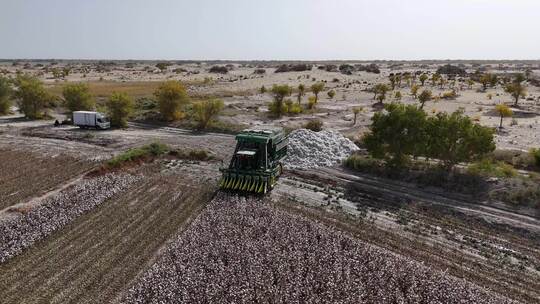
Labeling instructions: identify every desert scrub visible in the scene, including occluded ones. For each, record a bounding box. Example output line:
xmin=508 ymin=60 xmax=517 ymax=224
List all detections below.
xmin=168 ymin=148 xmax=213 ymax=161
xmin=468 ymin=159 xmax=518 ymax=178
xmin=303 ymin=119 xmax=323 ymax=132
xmin=344 ymin=154 xmax=383 ymax=173
xmin=490 ymin=178 xmax=540 ymax=209
xmin=531 ymin=148 xmax=540 ymax=168
xmin=106 ymin=142 xmax=169 ymax=169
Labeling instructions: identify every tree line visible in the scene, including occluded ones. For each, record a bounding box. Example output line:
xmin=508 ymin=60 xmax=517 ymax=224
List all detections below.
xmin=0 ymin=75 xmax=223 ymax=129
xmin=363 ymin=103 xmax=495 ymax=170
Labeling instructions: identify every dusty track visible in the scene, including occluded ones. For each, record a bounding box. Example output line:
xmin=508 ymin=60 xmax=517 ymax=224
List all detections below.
xmin=0 ymin=172 xmax=215 ymax=304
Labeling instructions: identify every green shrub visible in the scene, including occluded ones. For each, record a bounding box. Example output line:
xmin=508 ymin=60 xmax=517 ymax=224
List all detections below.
xmin=169 ymin=148 xmax=212 ymax=161
xmin=327 ymin=90 xmax=336 ymax=99
xmin=284 ymin=99 xmax=302 ymax=115
xmin=63 ymin=83 xmax=95 ymax=114
xmin=344 ymin=155 xmax=382 ymax=172
xmin=531 ymin=148 xmax=540 ymax=168
xmin=135 ymin=97 xmax=157 ymax=110
xmin=307 ymin=96 xmax=316 ymax=109
xmin=467 ymin=159 xmax=517 ymax=178
xmin=106 ymin=142 xmax=168 ymax=168
xmin=193 ymin=98 xmax=224 ymax=129
xmin=269 ymin=85 xmax=292 ymax=117
xmin=107 ymin=92 xmax=133 ymax=128
xmin=304 ymin=119 xmax=323 ymax=132
xmin=154 ymin=81 xmax=190 ymax=121
xmin=0 ymin=76 xmax=12 ymax=115
xmin=13 ymin=74 xmax=51 ymax=119
xmin=441 ymin=90 xmax=457 ymax=100
xmin=269 ymin=100 xmax=287 ymax=116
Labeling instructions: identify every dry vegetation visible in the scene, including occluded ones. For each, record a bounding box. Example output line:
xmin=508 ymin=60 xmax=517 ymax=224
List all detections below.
xmin=47 ymin=81 xmax=166 ymax=99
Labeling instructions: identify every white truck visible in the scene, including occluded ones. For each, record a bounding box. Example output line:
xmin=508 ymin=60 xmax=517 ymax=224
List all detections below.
xmin=73 ymin=111 xmax=110 ymax=129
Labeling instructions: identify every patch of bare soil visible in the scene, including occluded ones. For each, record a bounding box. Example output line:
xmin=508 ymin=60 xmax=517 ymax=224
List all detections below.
xmin=0 ymin=148 xmax=95 ymax=211
xmin=22 ymin=126 xmax=120 ymax=147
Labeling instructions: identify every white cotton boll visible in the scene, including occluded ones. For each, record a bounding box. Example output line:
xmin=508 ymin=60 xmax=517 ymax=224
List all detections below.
xmin=283 ymin=129 xmax=359 ymax=169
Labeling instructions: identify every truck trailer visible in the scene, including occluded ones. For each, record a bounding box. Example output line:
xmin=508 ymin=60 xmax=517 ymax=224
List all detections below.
xmin=73 ymin=111 xmax=110 ymax=129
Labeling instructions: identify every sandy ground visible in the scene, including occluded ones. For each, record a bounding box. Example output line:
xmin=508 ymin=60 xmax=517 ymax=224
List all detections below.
xmin=2 ymin=60 xmax=538 ymax=151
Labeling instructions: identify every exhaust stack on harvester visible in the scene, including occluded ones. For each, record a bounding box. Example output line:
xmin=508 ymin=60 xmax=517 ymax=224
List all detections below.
xmin=219 ymin=127 xmax=288 ymax=194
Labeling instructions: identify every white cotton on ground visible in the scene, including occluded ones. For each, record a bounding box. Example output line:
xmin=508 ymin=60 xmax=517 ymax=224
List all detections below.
xmin=283 ymin=129 xmax=359 ymax=169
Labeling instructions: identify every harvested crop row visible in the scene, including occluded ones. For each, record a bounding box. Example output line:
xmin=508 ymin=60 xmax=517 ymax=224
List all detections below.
xmin=124 ymin=195 xmax=515 ymax=304
xmin=0 ymin=173 xmax=214 ymax=304
xmin=0 ymin=173 xmax=140 ymax=263
xmin=0 ymin=149 xmax=95 ymax=210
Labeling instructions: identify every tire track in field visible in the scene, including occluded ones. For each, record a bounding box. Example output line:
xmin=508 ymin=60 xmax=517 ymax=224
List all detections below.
xmin=0 ymin=173 xmax=214 ymax=304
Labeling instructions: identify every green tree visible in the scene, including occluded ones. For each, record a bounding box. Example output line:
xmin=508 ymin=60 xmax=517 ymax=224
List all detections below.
xmin=505 ymin=74 xmax=527 ymax=106
xmin=327 ymin=89 xmax=336 ymax=99
xmin=389 ymin=75 xmax=397 ymax=90
xmin=297 ymin=84 xmax=305 ymax=104
xmin=467 ymin=79 xmax=475 ymax=89
xmin=51 ymin=68 xmax=63 ymax=79
xmin=394 ymin=91 xmax=402 ymax=101
xmin=260 ymin=85 xmax=267 ymax=94
xmin=62 ymin=67 xmax=71 ymax=77
xmin=311 ymin=82 xmax=325 ymax=103
xmin=495 ymin=104 xmax=513 ymax=129
xmin=62 ymin=83 xmax=95 ymax=115
xmin=0 ymin=76 xmax=12 ymax=115
xmin=489 ymin=74 xmax=498 ymax=87
xmin=418 ymin=90 xmax=433 ymax=109
xmin=154 ymin=81 xmax=190 ymax=121
xmin=479 ymin=73 xmax=497 ymax=91
xmin=419 ymin=74 xmax=428 ymax=86
xmin=155 ymin=62 xmax=170 ymax=73
xmin=410 ymin=85 xmax=419 ymax=99
xmin=307 ymin=96 xmax=317 ymax=109
xmin=352 ymin=106 xmax=363 ymax=126
xmin=431 ymin=73 xmax=441 ymax=86
xmin=107 ymin=92 xmax=133 ymax=128
xmin=193 ymin=98 xmax=224 ymax=129
xmin=426 ymin=110 xmax=495 ymax=170
xmin=269 ymin=84 xmax=292 ymax=117
xmin=13 ymin=74 xmax=51 ymax=119
xmin=363 ymin=103 xmax=428 ymax=166
xmin=373 ymin=83 xmax=390 ymax=104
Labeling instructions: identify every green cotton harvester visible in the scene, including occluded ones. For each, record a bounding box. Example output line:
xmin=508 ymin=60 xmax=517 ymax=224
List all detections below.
xmin=219 ymin=127 xmax=288 ymax=194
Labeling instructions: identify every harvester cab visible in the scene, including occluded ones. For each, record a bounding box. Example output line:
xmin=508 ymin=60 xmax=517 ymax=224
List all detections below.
xmin=219 ymin=127 xmax=288 ymax=194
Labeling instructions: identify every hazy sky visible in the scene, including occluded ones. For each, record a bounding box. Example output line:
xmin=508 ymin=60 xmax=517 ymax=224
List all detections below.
xmin=1 ymin=0 xmax=539 ymax=60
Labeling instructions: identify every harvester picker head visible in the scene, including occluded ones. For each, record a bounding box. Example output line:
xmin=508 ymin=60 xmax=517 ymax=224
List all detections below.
xmin=219 ymin=127 xmax=287 ymax=194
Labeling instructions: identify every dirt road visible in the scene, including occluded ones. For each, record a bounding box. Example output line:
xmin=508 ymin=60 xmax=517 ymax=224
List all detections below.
xmin=0 ymin=171 xmax=215 ymax=304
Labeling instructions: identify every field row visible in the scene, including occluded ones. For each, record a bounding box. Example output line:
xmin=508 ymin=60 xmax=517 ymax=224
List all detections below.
xmin=124 ymin=194 xmax=515 ymax=304
xmin=0 ymin=172 xmax=214 ymax=304
xmin=0 ymin=149 xmax=94 ymax=210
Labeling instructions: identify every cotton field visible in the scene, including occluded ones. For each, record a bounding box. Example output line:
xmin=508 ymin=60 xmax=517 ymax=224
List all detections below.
xmin=0 ymin=173 xmax=140 ymax=262
xmin=124 ymin=195 xmax=515 ymax=304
